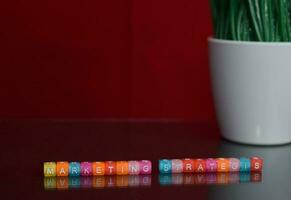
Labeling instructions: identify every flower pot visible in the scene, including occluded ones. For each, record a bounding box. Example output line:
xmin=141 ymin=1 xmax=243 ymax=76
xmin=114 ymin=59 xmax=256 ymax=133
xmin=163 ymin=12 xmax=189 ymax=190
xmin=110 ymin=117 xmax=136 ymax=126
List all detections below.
xmin=209 ymin=37 xmax=291 ymax=145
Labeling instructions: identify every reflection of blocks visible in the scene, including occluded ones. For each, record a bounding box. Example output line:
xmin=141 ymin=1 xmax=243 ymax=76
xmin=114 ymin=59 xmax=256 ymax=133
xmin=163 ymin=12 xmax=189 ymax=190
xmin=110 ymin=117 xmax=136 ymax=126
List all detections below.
xmin=171 ymin=159 xmax=183 ymax=173
xmin=56 ymin=161 xmax=69 ymax=176
xmin=139 ymin=175 xmax=151 ymax=186
xmin=80 ymin=177 xmax=93 ymax=188
xmin=159 ymin=159 xmax=172 ymax=174
xmin=239 ymin=173 xmax=251 ymax=182
xmin=56 ymin=177 xmax=69 ymax=190
xmin=251 ymin=172 xmax=262 ymax=182
xmin=240 ymin=158 xmax=251 ymax=172
xmin=159 ymin=174 xmax=172 ymax=185
xmin=44 ymin=162 xmax=56 ymax=177
xmin=69 ymin=177 xmax=80 ymax=188
xmin=128 ymin=175 xmax=140 ymax=187
xmin=93 ymin=176 xmax=105 ymax=188
xmin=217 ymin=173 xmax=229 ymax=184
xmin=116 ymin=175 xmax=129 ymax=187
xmin=172 ymin=174 xmax=183 ymax=185
xmin=69 ymin=162 xmax=80 ymax=176
xmin=44 ymin=177 xmax=56 ymax=189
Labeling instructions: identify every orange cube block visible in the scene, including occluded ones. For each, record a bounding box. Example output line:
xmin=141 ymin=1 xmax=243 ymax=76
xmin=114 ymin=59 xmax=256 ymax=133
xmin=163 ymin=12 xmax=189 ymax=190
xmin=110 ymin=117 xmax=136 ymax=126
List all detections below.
xmin=194 ymin=159 xmax=206 ymax=173
xmin=105 ymin=161 xmax=116 ymax=175
xmin=217 ymin=158 xmax=230 ymax=172
xmin=183 ymin=159 xmax=194 ymax=173
xmin=251 ymin=157 xmax=263 ymax=172
xmin=92 ymin=162 xmax=105 ymax=176
xmin=56 ymin=161 xmax=69 ymax=176
xmin=116 ymin=161 xmax=128 ymax=175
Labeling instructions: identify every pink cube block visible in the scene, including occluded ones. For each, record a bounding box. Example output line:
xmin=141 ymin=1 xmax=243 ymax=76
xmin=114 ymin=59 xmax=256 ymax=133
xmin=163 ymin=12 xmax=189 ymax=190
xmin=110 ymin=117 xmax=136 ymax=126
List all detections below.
xmin=172 ymin=159 xmax=183 ymax=173
xmin=229 ymin=158 xmax=240 ymax=172
xmin=206 ymin=158 xmax=217 ymax=172
xmin=139 ymin=160 xmax=152 ymax=175
xmin=80 ymin=162 xmax=93 ymax=176
xmin=128 ymin=161 xmax=140 ymax=175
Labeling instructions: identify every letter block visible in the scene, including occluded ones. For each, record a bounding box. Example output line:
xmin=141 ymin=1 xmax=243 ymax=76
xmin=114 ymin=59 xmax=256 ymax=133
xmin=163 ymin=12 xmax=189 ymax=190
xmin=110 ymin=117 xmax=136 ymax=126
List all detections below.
xmin=251 ymin=157 xmax=263 ymax=172
xmin=159 ymin=159 xmax=172 ymax=174
xmin=56 ymin=161 xmax=69 ymax=176
xmin=44 ymin=162 xmax=56 ymax=177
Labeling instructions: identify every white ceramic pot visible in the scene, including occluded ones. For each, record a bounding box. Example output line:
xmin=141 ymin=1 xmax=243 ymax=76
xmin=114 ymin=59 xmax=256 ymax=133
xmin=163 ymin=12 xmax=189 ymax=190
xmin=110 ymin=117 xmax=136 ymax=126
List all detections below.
xmin=209 ymin=37 xmax=291 ymax=145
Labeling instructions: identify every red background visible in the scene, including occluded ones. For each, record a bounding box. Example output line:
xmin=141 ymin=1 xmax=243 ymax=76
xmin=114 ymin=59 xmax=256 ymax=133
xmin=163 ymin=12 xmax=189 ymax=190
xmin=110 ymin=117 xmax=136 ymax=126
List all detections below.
xmin=0 ymin=0 xmax=215 ymax=122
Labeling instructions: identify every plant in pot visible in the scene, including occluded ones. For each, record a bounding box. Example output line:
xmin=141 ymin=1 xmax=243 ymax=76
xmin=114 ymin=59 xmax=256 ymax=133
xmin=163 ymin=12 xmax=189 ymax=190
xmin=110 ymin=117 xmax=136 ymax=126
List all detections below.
xmin=208 ymin=0 xmax=291 ymax=145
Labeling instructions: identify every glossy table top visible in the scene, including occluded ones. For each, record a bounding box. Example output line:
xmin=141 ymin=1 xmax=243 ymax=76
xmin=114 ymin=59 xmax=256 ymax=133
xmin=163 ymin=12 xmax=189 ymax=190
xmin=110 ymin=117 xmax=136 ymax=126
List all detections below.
xmin=1 ymin=120 xmax=290 ymax=199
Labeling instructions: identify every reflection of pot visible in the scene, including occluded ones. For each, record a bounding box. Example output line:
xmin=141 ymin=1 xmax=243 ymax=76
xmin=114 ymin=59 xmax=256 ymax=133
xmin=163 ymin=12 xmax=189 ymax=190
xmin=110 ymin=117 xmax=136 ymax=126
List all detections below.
xmin=209 ymin=38 xmax=291 ymax=145
xmin=208 ymin=141 xmax=291 ymax=200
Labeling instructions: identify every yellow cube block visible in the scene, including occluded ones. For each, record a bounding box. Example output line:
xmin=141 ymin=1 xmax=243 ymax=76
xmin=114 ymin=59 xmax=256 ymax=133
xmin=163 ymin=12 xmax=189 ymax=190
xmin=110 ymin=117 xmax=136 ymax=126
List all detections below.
xmin=44 ymin=162 xmax=56 ymax=177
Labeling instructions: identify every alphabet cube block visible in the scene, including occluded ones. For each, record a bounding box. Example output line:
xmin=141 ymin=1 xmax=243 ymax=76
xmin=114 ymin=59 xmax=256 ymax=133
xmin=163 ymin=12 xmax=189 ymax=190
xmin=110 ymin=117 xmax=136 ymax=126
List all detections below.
xmin=205 ymin=158 xmax=217 ymax=172
xmin=216 ymin=158 xmax=230 ymax=172
xmin=80 ymin=162 xmax=93 ymax=176
xmin=56 ymin=161 xmax=69 ymax=176
xmin=159 ymin=159 xmax=172 ymax=174
xmin=183 ymin=159 xmax=194 ymax=173
xmin=240 ymin=158 xmax=251 ymax=172
xmin=116 ymin=161 xmax=129 ymax=175
xmin=194 ymin=159 xmax=206 ymax=173
xmin=251 ymin=157 xmax=263 ymax=172
xmin=92 ymin=162 xmax=105 ymax=176
xmin=139 ymin=160 xmax=152 ymax=175
xmin=128 ymin=161 xmax=140 ymax=175
xmin=44 ymin=162 xmax=56 ymax=177
xmin=229 ymin=158 xmax=240 ymax=172
xmin=105 ymin=161 xmax=116 ymax=175
xmin=172 ymin=159 xmax=183 ymax=173
xmin=69 ymin=162 xmax=80 ymax=176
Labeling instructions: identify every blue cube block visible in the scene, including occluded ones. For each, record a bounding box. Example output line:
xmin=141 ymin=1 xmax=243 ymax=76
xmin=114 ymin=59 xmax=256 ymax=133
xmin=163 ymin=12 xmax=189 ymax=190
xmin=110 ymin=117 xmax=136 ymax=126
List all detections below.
xmin=69 ymin=162 xmax=81 ymax=176
xmin=240 ymin=158 xmax=251 ymax=172
xmin=159 ymin=159 xmax=172 ymax=174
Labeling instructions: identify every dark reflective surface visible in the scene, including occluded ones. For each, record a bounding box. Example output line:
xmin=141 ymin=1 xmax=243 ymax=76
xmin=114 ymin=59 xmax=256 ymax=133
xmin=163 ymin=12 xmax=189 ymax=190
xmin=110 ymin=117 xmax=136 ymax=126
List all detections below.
xmin=0 ymin=120 xmax=289 ymax=199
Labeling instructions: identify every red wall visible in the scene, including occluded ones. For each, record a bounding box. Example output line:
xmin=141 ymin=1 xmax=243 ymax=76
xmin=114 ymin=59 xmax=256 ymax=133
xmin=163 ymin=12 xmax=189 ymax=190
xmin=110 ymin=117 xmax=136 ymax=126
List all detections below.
xmin=0 ymin=0 xmax=215 ymax=121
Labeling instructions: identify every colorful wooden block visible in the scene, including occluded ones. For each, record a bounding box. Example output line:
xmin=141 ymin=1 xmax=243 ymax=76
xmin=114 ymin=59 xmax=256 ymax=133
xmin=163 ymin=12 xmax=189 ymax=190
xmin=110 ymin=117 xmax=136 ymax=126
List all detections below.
xmin=56 ymin=161 xmax=69 ymax=176
xmin=139 ymin=160 xmax=152 ymax=175
xmin=251 ymin=157 xmax=263 ymax=172
xmin=128 ymin=161 xmax=140 ymax=175
xmin=105 ymin=161 xmax=116 ymax=175
xmin=92 ymin=162 xmax=105 ymax=176
xmin=69 ymin=162 xmax=80 ymax=176
xmin=217 ymin=158 xmax=230 ymax=172
xmin=80 ymin=162 xmax=93 ymax=176
xmin=172 ymin=159 xmax=183 ymax=173
xmin=183 ymin=159 xmax=194 ymax=173
xmin=159 ymin=159 xmax=172 ymax=174
xmin=240 ymin=158 xmax=251 ymax=172
xmin=205 ymin=158 xmax=217 ymax=172
xmin=44 ymin=162 xmax=56 ymax=177
xmin=116 ymin=161 xmax=129 ymax=175
xmin=194 ymin=159 xmax=206 ymax=173
xmin=229 ymin=158 xmax=240 ymax=172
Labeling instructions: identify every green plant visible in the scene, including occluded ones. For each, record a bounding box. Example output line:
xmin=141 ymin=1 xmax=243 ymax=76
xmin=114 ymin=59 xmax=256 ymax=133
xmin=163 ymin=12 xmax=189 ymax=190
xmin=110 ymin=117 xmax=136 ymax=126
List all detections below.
xmin=210 ymin=0 xmax=291 ymax=41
